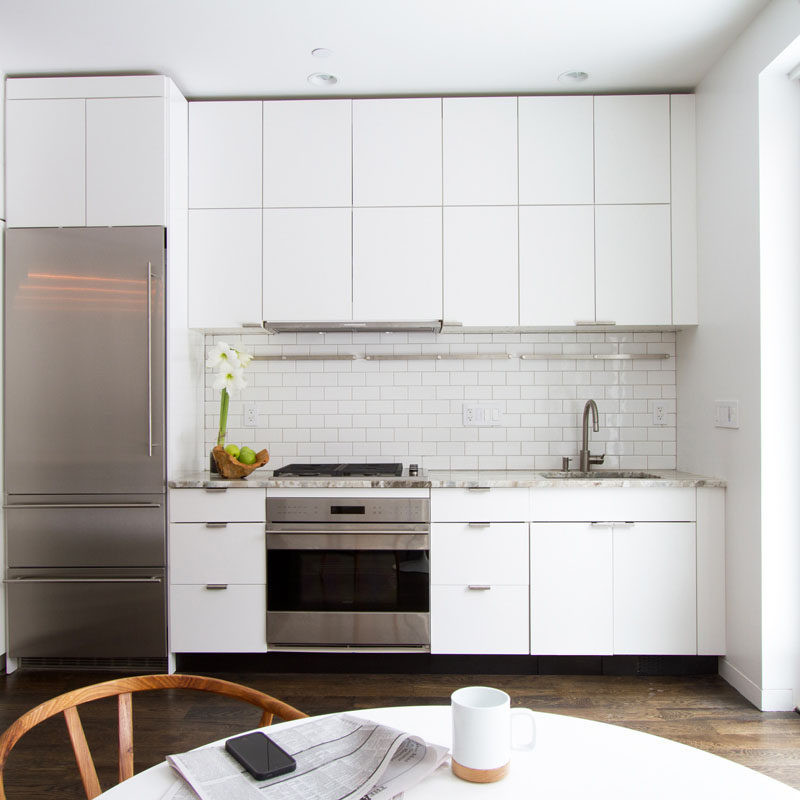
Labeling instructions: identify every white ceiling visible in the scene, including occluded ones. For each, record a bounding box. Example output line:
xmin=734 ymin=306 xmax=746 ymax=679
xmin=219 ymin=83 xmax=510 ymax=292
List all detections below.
xmin=0 ymin=0 xmax=771 ymax=98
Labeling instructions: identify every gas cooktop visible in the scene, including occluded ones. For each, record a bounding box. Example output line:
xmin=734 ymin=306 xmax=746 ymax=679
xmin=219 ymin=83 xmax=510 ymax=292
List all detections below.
xmin=272 ymin=463 xmax=405 ymax=477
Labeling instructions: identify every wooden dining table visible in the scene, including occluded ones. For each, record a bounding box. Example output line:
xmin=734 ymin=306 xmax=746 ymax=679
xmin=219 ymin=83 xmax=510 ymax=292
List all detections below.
xmin=97 ymin=704 xmax=800 ymax=799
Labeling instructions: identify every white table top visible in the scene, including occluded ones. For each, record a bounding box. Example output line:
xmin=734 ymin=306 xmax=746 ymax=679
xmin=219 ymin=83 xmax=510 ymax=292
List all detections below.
xmin=98 ymin=705 xmax=800 ymax=799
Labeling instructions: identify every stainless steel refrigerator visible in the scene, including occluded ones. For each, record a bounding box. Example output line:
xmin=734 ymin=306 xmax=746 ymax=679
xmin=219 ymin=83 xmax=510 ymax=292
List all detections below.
xmin=4 ymin=227 xmax=167 ymax=661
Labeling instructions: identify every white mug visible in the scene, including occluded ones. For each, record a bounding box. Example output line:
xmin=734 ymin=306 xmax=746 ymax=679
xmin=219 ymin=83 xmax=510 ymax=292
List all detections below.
xmin=450 ymin=686 xmax=536 ymax=783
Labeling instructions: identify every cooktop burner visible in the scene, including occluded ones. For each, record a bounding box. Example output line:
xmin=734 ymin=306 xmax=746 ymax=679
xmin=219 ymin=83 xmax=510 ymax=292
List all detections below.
xmin=272 ymin=463 xmax=404 ymax=477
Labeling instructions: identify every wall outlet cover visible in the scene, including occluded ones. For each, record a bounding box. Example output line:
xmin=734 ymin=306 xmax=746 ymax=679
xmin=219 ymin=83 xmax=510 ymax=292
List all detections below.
xmin=462 ymin=402 xmax=503 ymax=427
xmin=244 ymin=403 xmax=259 ymax=427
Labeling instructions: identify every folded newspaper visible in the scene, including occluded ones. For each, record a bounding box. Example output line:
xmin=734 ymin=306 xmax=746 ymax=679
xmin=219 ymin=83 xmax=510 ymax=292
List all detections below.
xmin=160 ymin=713 xmax=450 ymax=800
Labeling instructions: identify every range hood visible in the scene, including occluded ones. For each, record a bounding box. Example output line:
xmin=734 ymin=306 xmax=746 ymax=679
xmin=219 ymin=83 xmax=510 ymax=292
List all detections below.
xmin=262 ymin=320 xmax=447 ymax=334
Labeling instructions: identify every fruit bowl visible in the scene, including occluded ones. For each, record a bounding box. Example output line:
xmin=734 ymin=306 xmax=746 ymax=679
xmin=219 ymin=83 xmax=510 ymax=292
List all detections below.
xmin=211 ymin=446 xmax=270 ymax=479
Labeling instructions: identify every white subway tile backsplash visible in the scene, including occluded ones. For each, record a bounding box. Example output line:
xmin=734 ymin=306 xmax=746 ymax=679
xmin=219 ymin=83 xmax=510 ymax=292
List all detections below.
xmin=204 ymin=332 xmax=677 ymax=470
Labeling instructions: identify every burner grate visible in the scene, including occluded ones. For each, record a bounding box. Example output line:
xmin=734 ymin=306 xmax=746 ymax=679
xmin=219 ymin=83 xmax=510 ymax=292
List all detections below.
xmin=273 ymin=463 xmax=404 ymax=477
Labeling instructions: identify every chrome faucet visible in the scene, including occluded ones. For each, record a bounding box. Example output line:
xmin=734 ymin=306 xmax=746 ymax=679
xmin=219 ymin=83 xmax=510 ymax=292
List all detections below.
xmin=579 ymin=399 xmax=605 ymax=472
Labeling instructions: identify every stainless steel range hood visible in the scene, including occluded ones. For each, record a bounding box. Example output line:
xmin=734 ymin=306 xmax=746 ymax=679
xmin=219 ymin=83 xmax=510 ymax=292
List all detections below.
xmin=262 ymin=320 xmax=447 ymax=334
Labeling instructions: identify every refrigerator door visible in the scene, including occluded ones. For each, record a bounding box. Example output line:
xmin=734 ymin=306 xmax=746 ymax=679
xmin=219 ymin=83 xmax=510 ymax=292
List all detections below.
xmin=5 ymin=227 xmax=166 ymax=494
xmin=6 ymin=567 xmax=166 ymax=657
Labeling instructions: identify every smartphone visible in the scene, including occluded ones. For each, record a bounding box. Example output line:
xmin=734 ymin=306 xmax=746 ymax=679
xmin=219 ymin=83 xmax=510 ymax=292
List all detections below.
xmin=225 ymin=731 xmax=297 ymax=781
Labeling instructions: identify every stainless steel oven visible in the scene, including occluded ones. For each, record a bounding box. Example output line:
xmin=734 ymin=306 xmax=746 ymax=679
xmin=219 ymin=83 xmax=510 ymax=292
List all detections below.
xmin=266 ymin=495 xmax=430 ymax=650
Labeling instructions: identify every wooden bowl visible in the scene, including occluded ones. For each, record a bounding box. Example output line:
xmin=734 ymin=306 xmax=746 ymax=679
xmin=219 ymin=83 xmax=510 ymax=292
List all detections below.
xmin=212 ymin=446 xmax=270 ymax=479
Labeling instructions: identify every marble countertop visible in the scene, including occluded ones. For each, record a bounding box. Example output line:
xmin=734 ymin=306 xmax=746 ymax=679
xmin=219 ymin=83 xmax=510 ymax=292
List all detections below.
xmin=169 ymin=469 xmax=725 ymax=489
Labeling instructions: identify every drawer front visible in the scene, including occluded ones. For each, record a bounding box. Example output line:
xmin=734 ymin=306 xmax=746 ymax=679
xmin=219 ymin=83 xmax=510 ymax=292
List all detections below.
xmin=431 ymin=585 xmax=529 ymax=654
xmin=531 ymin=487 xmax=695 ymax=522
xmin=431 ymin=522 xmax=528 ymax=585
xmin=431 ymin=488 xmax=529 ymax=522
xmin=169 ymin=488 xmax=266 ymax=522
xmin=169 ymin=523 xmax=265 ymax=584
xmin=170 ymin=584 xmax=266 ymax=652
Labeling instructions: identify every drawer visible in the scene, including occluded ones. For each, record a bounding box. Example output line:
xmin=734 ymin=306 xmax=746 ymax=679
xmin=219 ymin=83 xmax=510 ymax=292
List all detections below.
xmin=431 ymin=585 xmax=529 ymax=654
xmin=530 ymin=487 xmax=695 ymax=522
xmin=431 ymin=488 xmax=529 ymax=522
xmin=431 ymin=522 xmax=528 ymax=585
xmin=170 ymin=584 xmax=266 ymax=652
xmin=169 ymin=488 xmax=266 ymax=522
xmin=169 ymin=523 xmax=265 ymax=584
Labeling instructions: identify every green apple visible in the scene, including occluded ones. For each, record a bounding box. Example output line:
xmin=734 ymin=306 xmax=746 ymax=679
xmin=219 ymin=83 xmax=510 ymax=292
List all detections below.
xmin=224 ymin=444 xmax=240 ymax=458
xmin=238 ymin=446 xmax=256 ymax=465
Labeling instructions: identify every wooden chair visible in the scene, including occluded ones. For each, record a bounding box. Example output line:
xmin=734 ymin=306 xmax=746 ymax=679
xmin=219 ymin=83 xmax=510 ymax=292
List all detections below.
xmin=0 ymin=673 xmax=308 ymax=800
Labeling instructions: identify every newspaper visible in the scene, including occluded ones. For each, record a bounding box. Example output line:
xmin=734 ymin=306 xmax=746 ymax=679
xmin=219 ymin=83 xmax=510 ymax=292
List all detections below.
xmin=161 ymin=714 xmax=450 ymax=800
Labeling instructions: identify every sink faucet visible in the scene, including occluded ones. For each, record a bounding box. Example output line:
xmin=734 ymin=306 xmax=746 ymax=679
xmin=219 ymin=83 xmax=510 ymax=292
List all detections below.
xmin=579 ymin=399 xmax=605 ymax=472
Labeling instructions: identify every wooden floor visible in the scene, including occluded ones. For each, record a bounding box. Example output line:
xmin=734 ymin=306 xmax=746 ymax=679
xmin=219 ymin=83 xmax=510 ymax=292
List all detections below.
xmin=1 ymin=670 xmax=799 ymax=797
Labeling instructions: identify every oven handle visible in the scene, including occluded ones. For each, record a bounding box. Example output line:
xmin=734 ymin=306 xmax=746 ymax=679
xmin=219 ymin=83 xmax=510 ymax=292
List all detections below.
xmin=266 ymin=532 xmax=430 ymax=551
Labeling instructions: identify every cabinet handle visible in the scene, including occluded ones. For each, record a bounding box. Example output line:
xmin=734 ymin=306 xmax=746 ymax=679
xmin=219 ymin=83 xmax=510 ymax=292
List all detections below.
xmin=467 ymin=487 xmax=491 ymax=492
xmin=203 ymin=488 xmax=228 ymax=493
xmin=241 ymin=323 xmax=264 ymax=328
xmin=613 ymin=521 xmax=635 ymax=528
xmin=467 ymin=585 xmax=492 ymax=591
xmin=147 ymin=262 xmax=153 ymax=457
xmin=205 ymin=584 xmax=228 ymax=590
xmin=590 ymin=522 xmax=615 ymax=528
xmin=467 ymin=522 xmax=491 ymax=528
xmin=575 ymin=320 xmax=616 ymax=326
xmin=205 ymin=522 xmax=228 ymax=528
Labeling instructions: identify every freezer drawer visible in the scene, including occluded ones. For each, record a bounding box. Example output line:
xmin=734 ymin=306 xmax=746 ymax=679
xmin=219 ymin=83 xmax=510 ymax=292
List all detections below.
xmin=5 ymin=495 xmax=165 ymax=568
xmin=6 ymin=567 xmax=166 ymax=657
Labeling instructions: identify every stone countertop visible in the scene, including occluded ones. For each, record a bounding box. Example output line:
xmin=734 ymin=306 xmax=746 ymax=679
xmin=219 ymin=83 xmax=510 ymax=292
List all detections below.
xmin=169 ymin=469 xmax=725 ymax=489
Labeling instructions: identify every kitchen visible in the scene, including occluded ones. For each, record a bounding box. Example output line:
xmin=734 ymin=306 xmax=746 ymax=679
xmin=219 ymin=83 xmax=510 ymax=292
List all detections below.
xmin=1 ymin=0 xmax=800 ymax=795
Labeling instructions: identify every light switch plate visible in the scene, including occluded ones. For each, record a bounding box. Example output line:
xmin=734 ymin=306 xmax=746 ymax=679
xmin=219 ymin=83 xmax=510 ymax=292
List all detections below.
xmin=462 ymin=402 xmax=503 ymax=427
xmin=714 ymin=400 xmax=739 ymax=429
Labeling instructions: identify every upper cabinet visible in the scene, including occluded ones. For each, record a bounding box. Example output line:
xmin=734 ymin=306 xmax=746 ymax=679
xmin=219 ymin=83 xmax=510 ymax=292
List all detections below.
xmin=442 ymin=97 xmax=517 ymax=205
xmin=6 ymin=77 xmax=172 ymax=228
xmin=189 ymin=101 xmax=262 ymax=208
xmin=352 ymin=98 xmax=442 ymax=206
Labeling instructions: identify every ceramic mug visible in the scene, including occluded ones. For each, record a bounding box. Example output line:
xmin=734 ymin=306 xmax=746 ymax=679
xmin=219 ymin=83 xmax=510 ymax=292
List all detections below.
xmin=450 ymin=686 xmax=536 ymax=783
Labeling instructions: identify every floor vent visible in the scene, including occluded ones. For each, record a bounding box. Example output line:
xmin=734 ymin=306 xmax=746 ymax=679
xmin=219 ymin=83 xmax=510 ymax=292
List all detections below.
xmin=18 ymin=656 xmax=168 ymax=672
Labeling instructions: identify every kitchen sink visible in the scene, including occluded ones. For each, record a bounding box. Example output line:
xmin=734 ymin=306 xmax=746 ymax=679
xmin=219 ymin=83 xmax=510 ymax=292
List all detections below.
xmin=540 ymin=470 xmax=663 ymax=479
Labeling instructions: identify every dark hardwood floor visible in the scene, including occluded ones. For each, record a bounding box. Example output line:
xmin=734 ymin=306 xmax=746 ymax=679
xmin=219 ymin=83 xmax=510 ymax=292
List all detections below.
xmin=1 ymin=670 xmax=799 ymax=798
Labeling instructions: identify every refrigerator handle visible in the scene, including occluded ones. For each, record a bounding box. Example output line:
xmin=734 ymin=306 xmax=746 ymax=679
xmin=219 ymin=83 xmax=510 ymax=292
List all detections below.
xmin=147 ymin=262 xmax=153 ymax=457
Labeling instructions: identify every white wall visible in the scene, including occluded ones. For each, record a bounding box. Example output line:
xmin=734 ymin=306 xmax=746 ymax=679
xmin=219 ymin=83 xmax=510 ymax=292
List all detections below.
xmin=678 ymin=0 xmax=800 ymax=710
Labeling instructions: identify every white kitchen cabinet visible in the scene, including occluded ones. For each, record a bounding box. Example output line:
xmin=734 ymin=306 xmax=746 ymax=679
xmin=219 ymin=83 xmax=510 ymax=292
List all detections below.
xmin=594 ymin=95 xmax=671 ymax=204
xmin=86 ymin=97 xmax=166 ymax=226
xmin=443 ymin=206 xmax=518 ymax=325
xmin=530 ymin=523 xmax=613 ymax=655
xmin=168 ymin=487 xmax=266 ymax=522
xmin=352 ymin=99 xmax=442 ymax=207
xmin=595 ymin=205 xmax=672 ymax=326
xmin=431 ymin=487 xmax=529 ymax=522
xmin=189 ymin=101 xmax=262 ymax=208
xmin=613 ymin=522 xmax=697 ymax=654
xmin=262 ymin=208 xmax=352 ymax=322
xmin=442 ymin=97 xmax=517 ymax=205
xmin=519 ymin=205 xmax=595 ymax=326
xmin=6 ymin=98 xmax=86 ymax=227
xmin=518 ymin=96 xmax=594 ymax=205
xmin=263 ymin=100 xmax=352 ymax=207
xmin=188 ymin=209 xmax=263 ymax=328
xmin=353 ymin=207 xmax=442 ymax=320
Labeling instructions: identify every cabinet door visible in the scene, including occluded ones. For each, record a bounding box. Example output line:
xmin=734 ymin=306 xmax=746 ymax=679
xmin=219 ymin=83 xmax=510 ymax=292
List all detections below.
xmin=188 ymin=209 xmax=262 ymax=328
xmin=189 ymin=101 xmax=262 ymax=208
xmin=263 ymin=100 xmax=352 ymax=207
xmin=443 ymin=206 xmax=518 ymax=325
xmin=262 ymin=208 xmax=352 ymax=321
xmin=352 ymin=99 xmax=442 ymax=206
xmin=442 ymin=97 xmax=517 ymax=205
xmin=595 ymin=205 xmax=671 ymax=325
xmin=6 ymin=98 xmax=86 ymax=227
xmin=518 ymin=96 xmax=594 ymax=205
xmin=594 ymin=95 xmax=670 ymax=204
xmin=431 ymin=585 xmax=529 ymax=654
xmin=519 ymin=205 xmax=595 ymax=326
xmin=613 ymin=522 xmax=696 ymax=655
xmin=353 ymin=208 xmax=442 ymax=320
xmin=86 ymin=97 xmax=165 ymax=226
xmin=530 ymin=523 xmax=613 ymax=655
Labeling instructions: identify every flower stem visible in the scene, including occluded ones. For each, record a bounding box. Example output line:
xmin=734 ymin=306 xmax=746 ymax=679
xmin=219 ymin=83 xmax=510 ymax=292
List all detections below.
xmin=217 ymin=388 xmax=229 ymax=447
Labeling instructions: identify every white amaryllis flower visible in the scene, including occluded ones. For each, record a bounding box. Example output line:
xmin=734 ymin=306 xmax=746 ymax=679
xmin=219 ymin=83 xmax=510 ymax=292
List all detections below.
xmin=233 ymin=347 xmax=252 ymax=368
xmin=213 ymin=367 xmax=247 ymax=394
xmin=206 ymin=341 xmax=241 ymax=371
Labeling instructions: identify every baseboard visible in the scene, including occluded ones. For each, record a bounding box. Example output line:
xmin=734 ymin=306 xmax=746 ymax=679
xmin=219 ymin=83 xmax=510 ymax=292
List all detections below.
xmin=719 ymin=658 xmax=763 ymax=708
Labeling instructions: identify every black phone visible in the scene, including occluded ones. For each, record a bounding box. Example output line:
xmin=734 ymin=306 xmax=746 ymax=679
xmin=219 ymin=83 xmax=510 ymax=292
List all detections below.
xmin=225 ymin=731 xmax=297 ymax=781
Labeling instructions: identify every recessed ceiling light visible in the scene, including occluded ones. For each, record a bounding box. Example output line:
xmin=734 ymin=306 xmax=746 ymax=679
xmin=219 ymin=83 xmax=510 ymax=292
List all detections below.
xmin=308 ymin=72 xmax=338 ymax=87
xmin=558 ymin=71 xmax=589 ymax=84
xmin=311 ymin=48 xmax=333 ymax=58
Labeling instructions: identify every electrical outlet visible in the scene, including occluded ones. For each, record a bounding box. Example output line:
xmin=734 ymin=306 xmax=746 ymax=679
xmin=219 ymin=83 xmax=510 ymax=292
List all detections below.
xmin=244 ymin=403 xmax=259 ymax=428
xmin=653 ymin=401 xmax=667 ymax=426
xmin=462 ymin=402 xmax=503 ymax=427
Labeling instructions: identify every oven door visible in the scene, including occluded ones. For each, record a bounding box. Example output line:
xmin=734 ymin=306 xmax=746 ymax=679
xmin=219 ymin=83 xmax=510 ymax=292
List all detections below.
xmin=266 ymin=532 xmax=430 ymax=649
